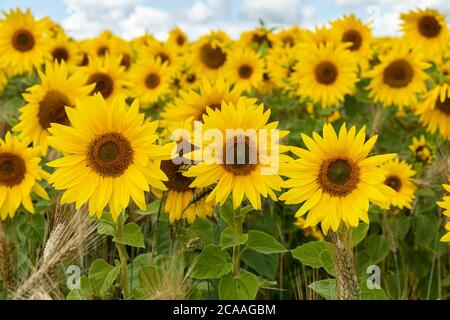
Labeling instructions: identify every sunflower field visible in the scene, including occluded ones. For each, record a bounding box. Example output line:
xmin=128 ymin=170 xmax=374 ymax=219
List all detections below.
xmin=0 ymin=6 xmax=450 ymax=302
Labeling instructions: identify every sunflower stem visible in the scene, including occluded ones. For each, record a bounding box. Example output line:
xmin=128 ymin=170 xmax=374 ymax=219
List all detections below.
xmin=232 ymin=206 xmax=242 ymax=277
xmin=116 ymin=212 xmax=130 ymax=300
xmin=151 ymin=192 xmax=167 ymax=264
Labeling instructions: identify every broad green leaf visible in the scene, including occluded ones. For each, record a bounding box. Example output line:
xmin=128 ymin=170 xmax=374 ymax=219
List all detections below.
xmin=350 ymin=223 xmax=369 ymax=247
xmin=241 ymin=250 xmax=279 ymax=279
xmin=360 ymin=281 xmax=388 ymax=300
xmin=218 ymin=271 xmax=259 ymax=300
xmin=113 ymin=222 xmax=145 ymax=248
xmin=319 ymin=248 xmax=336 ymax=276
xmin=190 ymin=245 xmax=232 ymax=279
xmin=135 ymin=200 xmax=161 ymax=216
xmin=367 ymin=234 xmax=389 ymax=264
xmin=89 ymin=259 xmax=120 ymax=296
xmin=137 ymin=265 xmax=165 ymax=298
xmin=412 ymin=214 xmax=439 ymax=247
xmin=98 ymin=221 xmax=116 ymax=237
xmin=246 ymin=230 xmax=287 ymax=254
xmin=309 ymin=279 xmax=336 ymax=300
xmin=66 ymin=276 xmax=92 ymax=300
xmin=291 ymin=241 xmax=333 ymax=268
xmin=220 ymin=227 xmax=248 ymax=250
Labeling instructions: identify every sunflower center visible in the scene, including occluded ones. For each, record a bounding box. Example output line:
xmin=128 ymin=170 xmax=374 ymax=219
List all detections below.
xmin=314 ymin=61 xmax=338 ymax=85
xmin=342 ymin=29 xmax=362 ymax=51
xmin=238 ymin=65 xmax=253 ymax=79
xmin=200 ymin=43 xmax=226 ymax=69
xmin=156 ymin=52 xmax=170 ymax=65
xmin=97 ymin=46 xmax=109 ymax=56
xmin=318 ymin=158 xmax=359 ymax=196
xmin=145 ymin=73 xmax=160 ymax=89
xmin=282 ymin=35 xmax=294 ymax=47
xmin=80 ymin=53 xmax=89 ymax=66
xmin=161 ymin=140 xmax=194 ymax=192
xmin=87 ymin=132 xmax=134 ymax=177
xmin=252 ymin=34 xmax=272 ymax=47
xmin=186 ymin=74 xmax=196 ymax=83
xmin=418 ymin=15 xmax=441 ymax=38
xmin=52 ymin=47 xmax=70 ymax=62
xmin=88 ymin=73 xmax=114 ymax=99
xmin=0 ymin=153 xmax=26 ymax=187
xmin=435 ymin=96 xmax=450 ymax=115
xmin=120 ymin=53 xmax=131 ymax=70
xmin=12 ymin=29 xmax=35 ymax=52
xmin=223 ymin=136 xmax=258 ymax=176
xmin=383 ymin=59 xmax=414 ymax=88
xmin=38 ymin=90 xmax=71 ymax=129
xmin=384 ymin=175 xmax=402 ymax=191
xmin=177 ymin=35 xmax=186 ymax=46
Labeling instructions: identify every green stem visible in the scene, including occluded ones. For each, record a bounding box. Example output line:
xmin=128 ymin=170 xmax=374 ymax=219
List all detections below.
xmin=232 ymin=206 xmax=242 ymax=277
xmin=116 ymin=213 xmax=130 ymax=300
xmin=151 ymin=192 xmax=166 ymax=264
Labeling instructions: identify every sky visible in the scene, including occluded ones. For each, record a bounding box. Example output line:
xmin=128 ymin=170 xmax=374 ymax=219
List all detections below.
xmin=0 ymin=0 xmax=449 ymax=40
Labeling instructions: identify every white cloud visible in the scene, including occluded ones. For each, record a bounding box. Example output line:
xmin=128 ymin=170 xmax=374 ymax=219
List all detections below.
xmin=185 ymin=1 xmax=213 ymax=23
xmin=118 ymin=6 xmax=172 ymax=39
xmin=240 ymin=0 xmax=312 ymax=23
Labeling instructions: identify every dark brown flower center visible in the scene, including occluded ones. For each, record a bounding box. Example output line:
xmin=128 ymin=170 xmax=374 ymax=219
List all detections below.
xmin=383 ymin=59 xmax=414 ymax=88
xmin=177 ymin=35 xmax=186 ymax=46
xmin=418 ymin=15 xmax=441 ymax=38
xmin=38 ymin=90 xmax=71 ymax=129
xmin=435 ymin=95 xmax=450 ymax=115
xmin=314 ymin=61 xmax=338 ymax=85
xmin=52 ymin=47 xmax=69 ymax=63
xmin=97 ymin=46 xmax=109 ymax=56
xmin=238 ymin=65 xmax=253 ymax=79
xmin=88 ymin=73 xmax=114 ymax=99
xmin=384 ymin=175 xmax=402 ymax=192
xmin=80 ymin=53 xmax=89 ymax=66
xmin=282 ymin=35 xmax=294 ymax=47
xmin=223 ymin=136 xmax=258 ymax=176
xmin=120 ymin=53 xmax=131 ymax=70
xmin=87 ymin=132 xmax=133 ymax=177
xmin=342 ymin=29 xmax=362 ymax=51
xmin=0 ymin=153 xmax=26 ymax=187
xmin=156 ymin=52 xmax=170 ymax=65
xmin=160 ymin=140 xmax=194 ymax=192
xmin=252 ymin=33 xmax=272 ymax=47
xmin=186 ymin=74 xmax=196 ymax=83
xmin=199 ymin=43 xmax=226 ymax=69
xmin=318 ymin=158 xmax=359 ymax=196
xmin=199 ymin=102 xmax=222 ymax=121
xmin=145 ymin=73 xmax=160 ymax=89
xmin=12 ymin=29 xmax=35 ymax=52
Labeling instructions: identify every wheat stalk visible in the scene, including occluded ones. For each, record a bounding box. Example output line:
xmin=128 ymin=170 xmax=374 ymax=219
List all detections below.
xmin=0 ymin=222 xmax=14 ymax=293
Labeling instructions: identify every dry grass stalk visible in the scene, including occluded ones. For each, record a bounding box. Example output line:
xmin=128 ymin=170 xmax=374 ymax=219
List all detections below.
xmin=13 ymin=204 xmax=100 ymax=300
xmin=0 ymin=222 xmax=14 ymax=293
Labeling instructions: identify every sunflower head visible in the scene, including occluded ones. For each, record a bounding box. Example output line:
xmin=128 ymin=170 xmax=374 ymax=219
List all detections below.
xmin=409 ymin=135 xmax=433 ymax=163
xmin=224 ymin=48 xmax=265 ymax=93
xmin=438 ymin=180 xmax=450 ymax=242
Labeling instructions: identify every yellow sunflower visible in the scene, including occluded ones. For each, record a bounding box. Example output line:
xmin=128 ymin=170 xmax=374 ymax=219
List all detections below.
xmin=239 ymin=28 xmax=273 ymax=50
xmin=13 ymin=61 xmax=93 ymax=155
xmin=48 ymin=34 xmax=82 ymax=66
xmin=272 ymin=26 xmax=302 ymax=48
xmin=300 ymin=26 xmax=336 ymax=48
xmin=292 ymin=42 xmax=358 ymax=108
xmin=83 ymin=54 xmax=127 ymax=102
xmin=127 ymin=57 xmax=173 ymax=107
xmin=184 ymin=98 xmax=289 ymax=210
xmin=280 ymin=123 xmax=396 ymax=234
xmin=0 ymin=132 xmax=49 ymax=220
xmin=438 ymin=180 xmax=450 ymax=242
xmin=47 ymin=94 xmax=174 ymax=221
xmin=365 ymin=44 xmax=430 ymax=109
xmin=85 ymin=32 xmax=116 ymax=58
xmin=224 ymin=48 xmax=264 ymax=93
xmin=161 ymin=77 xmax=242 ymax=131
xmin=377 ymin=158 xmax=416 ymax=210
xmin=168 ymin=27 xmax=188 ymax=51
xmin=409 ymin=135 xmax=433 ymax=163
xmin=416 ymin=82 xmax=450 ymax=140
xmin=0 ymin=70 xmax=7 ymax=95
xmin=295 ymin=217 xmax=324 ymax=240
xmin=267 ymin=46 xmax=299 ymax=93
xmin=0 ymin=8 xmax=50 ymax=75
xmin=331 ymin=15 xmax=372 ymax=66
xmin=401 ymin=8 xmax=448 ymax=61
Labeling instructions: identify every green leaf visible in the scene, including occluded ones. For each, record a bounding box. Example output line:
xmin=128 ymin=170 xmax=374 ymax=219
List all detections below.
xmin=220 ymin=227 xmax=248 ymax=250
xmin=190 ymin=245 xmax=232 ymax=279
xmin=367 ymin=234 xmax=389 ymax=264
xmin=66 ymin=276 xmax=92 ymax=300
xmin=241 ymin=250 xmax=279 ymax=279
xmin=136 ymin=200 xmax=161 ymax=216
xmin=360 ymin=281 xmax=388 ymax=300
xmin=219 ymin=271 xmax=259 ymax=300
xmin=319 ymin=248 xmax=336 ymax=276
xmin=98 ymin=221 xmax=116 ymax=237
xmin=89 ymin=259 xmax=120 ymax=296
xmin=245 ymin=230 xmax=287 ymax=254
xmin=137 ymin=265 xmax=165 ymax=298
xmin=412 ymin=214 xmax=439 ymax=247
xmin=350 ymin=223 xmax=369 ymax=247
xmin=291 ymin=241 xmax=333 ymax=268
xmin=309 ymin=279 xmax=336 ymax=300
xmin=113 ymin=223 xmax=145 ymax=248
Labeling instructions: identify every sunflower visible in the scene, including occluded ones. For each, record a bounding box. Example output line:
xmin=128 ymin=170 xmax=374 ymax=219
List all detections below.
xmin=0 ymin=8 xmax=50 ymax=75
xmin=295 ymin=217 xmax=324 ymax=240
xmin=168 ymin=27 xmax=188 ymax=51
xmin=47 ymin=94 xmax=174 ymax=220
xmin=127 ymin=57 xmax=173 ymax=107
xmin=178 ymin=67 xmax=202 ymax=91
xmin=161 ymin=77 xmax=242 ymax=131
xmin=48 ymin=34 xmax=82 ymax=66
xmin=300 ymin=26 xmax=336 ymax=47
xmin=292 ymin=42 xmax=358 ymax=108
xmin=272 ymin=26 xmax=302 ymax=48
xmin=409 ymin=135 xmax=433 ymax=163
xmin=438 ymin=180 xmax=450 ymax=242
xmin=378 ymin=158 xmax=416 ymax=209
xmin=83 ymin=54 xmax=127 ymax=102
xmin=416 ymin=82 xmax=450 ymax=140
xmin=331 ymin=15 xmax=372 ymax=66
xmin=280 ymin=123 xmax=396 ymax=234
xmin=0 ymin=132 xmax=49 ymax=220
xmin=401 ymin=8 xmax=448 ymax=61
xmin=365 ymin=44 xmax=430 ymax=109
xmin=224 ymin=48 xmax=264 ymax=93
xmin=13 ymin=61 xmax=93 ymax=155
xmin=143 ymin=41 xmax=179 ymax=67
xmin=267 ymin=46 xmax=299 ymax=93
xmin=85 ymin=32 xmax=115 ymax=58
xmin=239 ymin=28 xmax=273 ymax=50
xmin=0 ymin=70 xmax=7 ymax=95
xmin=184 ymin=98 xmax=289 ymax=210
